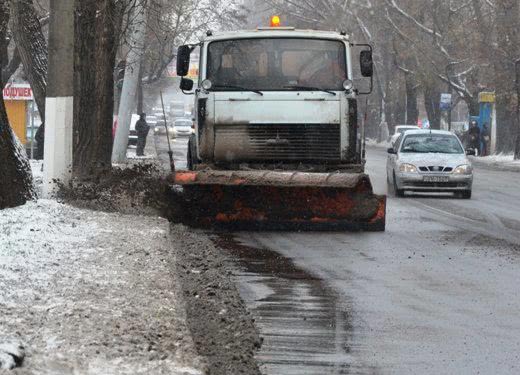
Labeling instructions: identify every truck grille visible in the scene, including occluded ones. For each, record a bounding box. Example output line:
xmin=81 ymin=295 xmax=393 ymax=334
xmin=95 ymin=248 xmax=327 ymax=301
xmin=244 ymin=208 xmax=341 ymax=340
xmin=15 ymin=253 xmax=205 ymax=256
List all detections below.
xmin=215 ymin=124 xmax=341 ymax=161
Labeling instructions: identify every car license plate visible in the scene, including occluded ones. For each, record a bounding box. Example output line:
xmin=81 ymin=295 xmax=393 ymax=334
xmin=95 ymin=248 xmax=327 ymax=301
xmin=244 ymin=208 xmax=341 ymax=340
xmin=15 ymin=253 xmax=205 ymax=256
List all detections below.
xmin=423 ymin=176 xmax=449 ymax=183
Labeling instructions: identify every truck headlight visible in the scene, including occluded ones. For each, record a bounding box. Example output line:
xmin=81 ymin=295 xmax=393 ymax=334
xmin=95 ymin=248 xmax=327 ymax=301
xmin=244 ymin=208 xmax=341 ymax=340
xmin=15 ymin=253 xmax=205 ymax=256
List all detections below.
xmin=453 ymin=164 xmax=472 ymax=175
xmin=399 ymin=163 xmax=417 ymax=173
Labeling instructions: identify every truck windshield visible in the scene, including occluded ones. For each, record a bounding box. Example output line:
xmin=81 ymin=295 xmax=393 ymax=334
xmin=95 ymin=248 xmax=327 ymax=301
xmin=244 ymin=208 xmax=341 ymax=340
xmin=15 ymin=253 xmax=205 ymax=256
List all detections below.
xmin=207 ymin=38 xmax=347 ymax=91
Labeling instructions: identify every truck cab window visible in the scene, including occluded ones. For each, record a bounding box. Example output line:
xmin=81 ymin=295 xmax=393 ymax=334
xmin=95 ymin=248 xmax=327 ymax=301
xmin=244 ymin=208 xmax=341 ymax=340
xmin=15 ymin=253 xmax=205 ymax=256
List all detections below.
xmin=207 ymin=38 xmax=347 ymax=91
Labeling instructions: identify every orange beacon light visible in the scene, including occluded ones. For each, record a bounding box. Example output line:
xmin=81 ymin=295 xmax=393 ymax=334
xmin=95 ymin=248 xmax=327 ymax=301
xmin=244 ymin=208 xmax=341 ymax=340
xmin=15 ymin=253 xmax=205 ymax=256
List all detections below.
xmin=270 ymin=15 xmax=281 ymax=27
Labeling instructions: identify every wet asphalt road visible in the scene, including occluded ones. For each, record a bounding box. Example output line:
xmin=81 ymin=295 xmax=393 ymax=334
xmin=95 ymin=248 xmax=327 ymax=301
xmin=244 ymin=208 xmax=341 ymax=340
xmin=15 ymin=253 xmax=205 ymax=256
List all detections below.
xmin=157 ymin=136 xmax=520 ymax=374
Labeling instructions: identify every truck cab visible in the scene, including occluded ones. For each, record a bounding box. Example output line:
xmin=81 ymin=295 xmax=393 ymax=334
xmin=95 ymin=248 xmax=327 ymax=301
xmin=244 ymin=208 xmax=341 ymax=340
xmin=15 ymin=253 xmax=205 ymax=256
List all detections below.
xmin=177 ymin=27 xmax=373 ymax=172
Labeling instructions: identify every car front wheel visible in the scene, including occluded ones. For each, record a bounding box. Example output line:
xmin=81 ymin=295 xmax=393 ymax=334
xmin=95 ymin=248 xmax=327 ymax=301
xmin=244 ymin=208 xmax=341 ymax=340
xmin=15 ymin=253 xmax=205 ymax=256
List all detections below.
xmin=393 ymin=172 xmax=405 ymax=197
xmin=459 ymin=190 xmax=472 ymax=199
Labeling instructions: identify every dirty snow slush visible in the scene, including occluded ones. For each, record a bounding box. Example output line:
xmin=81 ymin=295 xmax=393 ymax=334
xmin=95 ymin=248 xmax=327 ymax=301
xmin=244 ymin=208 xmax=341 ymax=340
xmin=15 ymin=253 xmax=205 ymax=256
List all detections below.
xmin=171 ymin=225 xmax=262 ymax=375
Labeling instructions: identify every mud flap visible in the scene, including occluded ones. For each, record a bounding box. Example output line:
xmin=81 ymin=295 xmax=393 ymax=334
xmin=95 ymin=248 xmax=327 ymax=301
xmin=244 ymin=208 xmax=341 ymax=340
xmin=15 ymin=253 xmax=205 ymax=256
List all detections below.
xmin=172 ymin=170 xmax=386 ymax=231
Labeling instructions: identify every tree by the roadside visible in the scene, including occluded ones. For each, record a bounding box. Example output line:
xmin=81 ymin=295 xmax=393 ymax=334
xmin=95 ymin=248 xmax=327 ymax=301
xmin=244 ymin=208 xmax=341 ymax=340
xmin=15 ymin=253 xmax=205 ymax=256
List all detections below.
xmin=9 ymin=0 xmax=48 ymax=120
xmin=73 ymin=0 xmax=127 ymax=176
xmin=0 ymin=1 xmax=35 ymax=209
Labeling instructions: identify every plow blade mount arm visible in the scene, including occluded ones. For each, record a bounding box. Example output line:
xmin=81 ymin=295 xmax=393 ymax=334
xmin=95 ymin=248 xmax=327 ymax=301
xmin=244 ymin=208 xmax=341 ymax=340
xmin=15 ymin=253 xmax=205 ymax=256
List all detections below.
xmin=173 ymin=170 xmax=386 ymax=231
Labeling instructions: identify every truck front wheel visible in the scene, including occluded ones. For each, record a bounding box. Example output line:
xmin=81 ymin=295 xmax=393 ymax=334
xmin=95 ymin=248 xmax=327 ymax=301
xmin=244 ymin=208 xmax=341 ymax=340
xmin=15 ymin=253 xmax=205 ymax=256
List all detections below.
xmin=187 ymin=134 xmax=199 ymax=171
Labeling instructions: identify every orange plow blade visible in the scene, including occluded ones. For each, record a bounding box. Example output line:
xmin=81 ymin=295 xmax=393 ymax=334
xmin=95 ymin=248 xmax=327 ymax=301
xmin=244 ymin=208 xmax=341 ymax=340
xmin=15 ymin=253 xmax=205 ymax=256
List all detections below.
xmin=172 ymin=170 xmax=386 ymax=231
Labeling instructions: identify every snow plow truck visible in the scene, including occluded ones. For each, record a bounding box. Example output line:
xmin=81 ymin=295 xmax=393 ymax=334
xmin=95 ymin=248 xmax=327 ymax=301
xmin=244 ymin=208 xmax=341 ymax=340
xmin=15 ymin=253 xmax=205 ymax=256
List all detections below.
xmin=172 ymin=17 xmax=386 ymax=231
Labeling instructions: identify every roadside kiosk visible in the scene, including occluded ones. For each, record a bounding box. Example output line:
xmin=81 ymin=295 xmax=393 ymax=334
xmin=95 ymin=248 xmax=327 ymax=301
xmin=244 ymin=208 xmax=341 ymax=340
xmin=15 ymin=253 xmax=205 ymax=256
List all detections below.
xmin=3 ymin=83 xmax=39 ymax=156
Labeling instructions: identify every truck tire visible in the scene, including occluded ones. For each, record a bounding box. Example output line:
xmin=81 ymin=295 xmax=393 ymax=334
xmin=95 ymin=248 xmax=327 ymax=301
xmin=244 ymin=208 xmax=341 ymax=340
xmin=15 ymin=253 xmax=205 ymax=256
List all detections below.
xmin=187 ymin=134 xmax=199 ymax=171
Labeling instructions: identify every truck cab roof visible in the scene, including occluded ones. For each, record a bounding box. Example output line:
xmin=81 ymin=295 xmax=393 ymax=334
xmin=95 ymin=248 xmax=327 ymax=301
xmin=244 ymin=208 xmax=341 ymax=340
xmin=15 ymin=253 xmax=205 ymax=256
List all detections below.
xmin=202 ymin=29 xmax=350 ymax=43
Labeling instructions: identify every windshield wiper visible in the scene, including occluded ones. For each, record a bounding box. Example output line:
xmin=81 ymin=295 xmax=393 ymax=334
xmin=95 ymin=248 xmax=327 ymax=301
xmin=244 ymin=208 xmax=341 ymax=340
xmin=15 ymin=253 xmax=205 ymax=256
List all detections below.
xmin=283 ymin=85 xmax=337 ymax=96
xmin=212 ymin=85 xmax=263 ymax=96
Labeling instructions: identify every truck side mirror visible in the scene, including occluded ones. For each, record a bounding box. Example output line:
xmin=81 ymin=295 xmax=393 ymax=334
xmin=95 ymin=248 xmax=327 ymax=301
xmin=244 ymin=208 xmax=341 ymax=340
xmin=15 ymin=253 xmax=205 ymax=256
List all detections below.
xmin=177 ymin=45 xmax=191 ymax=77
xmin=360 ymin=50 xmax=373 ymax=77
xmin=180 ymin=78 xmax=194 ymax=92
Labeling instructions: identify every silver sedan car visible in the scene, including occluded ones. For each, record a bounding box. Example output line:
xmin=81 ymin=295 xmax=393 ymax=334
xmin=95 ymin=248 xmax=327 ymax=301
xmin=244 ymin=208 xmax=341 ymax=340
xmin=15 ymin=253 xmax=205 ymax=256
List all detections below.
xmin=387 ymin=130 xmax=474 ymax=198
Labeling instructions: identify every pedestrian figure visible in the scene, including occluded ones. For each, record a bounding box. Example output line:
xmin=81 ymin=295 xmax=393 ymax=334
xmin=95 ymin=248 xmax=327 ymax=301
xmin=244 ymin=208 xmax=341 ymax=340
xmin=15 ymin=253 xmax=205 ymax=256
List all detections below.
xmin=467 ymin=120 xmax=480 ymax=156
xmin=135 ymin=113 xmax=149 ymax=157
xmin=481 ymin=123 xmax=490 ymax=156
xmin=34 ymin=123 xmax=45 ymax=160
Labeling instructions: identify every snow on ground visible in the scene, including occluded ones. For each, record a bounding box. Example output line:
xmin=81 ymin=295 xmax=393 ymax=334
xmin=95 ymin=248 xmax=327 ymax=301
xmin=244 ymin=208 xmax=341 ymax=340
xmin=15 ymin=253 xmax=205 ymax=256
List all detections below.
xmin=5 ymin=141 xmax=204 ymax=373
xmin=470 ymin=153 xmax=520 ymax=171
xmin=365 ymin=138 xmax=390 ymax=149
xmin=0 ymin=200 xmax=203 ymax=374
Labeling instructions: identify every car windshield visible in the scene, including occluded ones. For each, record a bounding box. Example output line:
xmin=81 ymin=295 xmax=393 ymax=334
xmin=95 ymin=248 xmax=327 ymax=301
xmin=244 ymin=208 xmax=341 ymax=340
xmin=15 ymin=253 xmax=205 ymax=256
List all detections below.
xmin=207 ymin=38 xmax=347 ymax=91
xmin=400 ymin=134 xmax=463 ymax=154
xmin=175 ymin=121 xmax=191 ymax=127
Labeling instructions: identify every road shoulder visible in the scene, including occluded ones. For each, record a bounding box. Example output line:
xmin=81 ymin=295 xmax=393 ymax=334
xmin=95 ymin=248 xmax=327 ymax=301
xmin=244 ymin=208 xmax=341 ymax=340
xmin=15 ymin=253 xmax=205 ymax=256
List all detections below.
xmin=170 ymin=225 xmax=262 ymax=375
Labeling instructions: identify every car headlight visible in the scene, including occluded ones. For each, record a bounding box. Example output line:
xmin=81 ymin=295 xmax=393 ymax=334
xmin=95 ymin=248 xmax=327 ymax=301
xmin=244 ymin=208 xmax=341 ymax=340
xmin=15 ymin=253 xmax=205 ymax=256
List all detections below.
xmin=453 ymin=164 xmax=472 ymax=174
xmin=399 ymin=163 xmax=417 ymax=173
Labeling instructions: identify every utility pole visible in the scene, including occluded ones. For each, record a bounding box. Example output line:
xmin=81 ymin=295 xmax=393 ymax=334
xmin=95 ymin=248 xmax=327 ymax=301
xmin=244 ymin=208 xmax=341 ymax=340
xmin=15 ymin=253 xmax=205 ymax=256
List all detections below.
xmin=112 ymin=2 xmax=148 ymax=164
xmin=43 ymin=0 xmax=74 ymax=197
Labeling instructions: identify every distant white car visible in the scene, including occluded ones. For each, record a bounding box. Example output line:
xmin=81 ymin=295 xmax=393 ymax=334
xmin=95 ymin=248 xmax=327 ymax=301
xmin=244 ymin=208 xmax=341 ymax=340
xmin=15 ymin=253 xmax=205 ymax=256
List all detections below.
xmin=172 ymin=118 xmax=193 ymax=137
xmin=386 ymin=130 xmax=474 ymax=198
xmin=390 ymin=125 xmax=420 ymax=146
xmin=153 ymin=112 xmax=168 ymax=133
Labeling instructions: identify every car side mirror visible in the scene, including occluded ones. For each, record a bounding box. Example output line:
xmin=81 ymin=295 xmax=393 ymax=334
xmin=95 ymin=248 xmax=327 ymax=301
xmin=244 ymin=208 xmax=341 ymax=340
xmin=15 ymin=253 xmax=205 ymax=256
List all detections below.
xmin=387 ymin=148 xmax=396 ymax=154
xmin=360 ymin=50 xmax=373 ymax=77
xmin=180 ymin=78 xmax=194 ymax=92
xmin=177 ymin=45 xmax=192 ymax=77
xmin=466 ymin=148 xmax=476 ymax=156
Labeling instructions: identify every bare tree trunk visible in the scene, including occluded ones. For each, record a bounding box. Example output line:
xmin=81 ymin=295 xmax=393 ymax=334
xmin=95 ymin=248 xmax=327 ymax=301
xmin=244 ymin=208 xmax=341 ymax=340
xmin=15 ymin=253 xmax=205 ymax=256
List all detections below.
xmin=405 ymin=73 xmax=418 ymax=125
xmin=1 ymin=48 xmax=21 ymax=83
xmin=73 ymin=0 xmax=124 ymax=176
xmin=0 ymin=1 xmax=35 ymax=208
xmin=73 ymin=0 xmax=96 ymax=174
xmin=494 ymin=0 xmax=519 ymax=153
xmin=9 ymin=0 xmax=48 ymax=119
xmin=424 ymin=84 xmax=441 ymax=129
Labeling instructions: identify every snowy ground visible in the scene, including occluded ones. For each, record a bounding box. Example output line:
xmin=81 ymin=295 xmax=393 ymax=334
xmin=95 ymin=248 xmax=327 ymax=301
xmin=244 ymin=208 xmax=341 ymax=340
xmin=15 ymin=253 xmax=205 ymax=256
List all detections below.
xmin=0 ymin=200 xmax=203 ymax=374
xmin=470 ymin=153 xmax=520 ymax=172
xmin=0 ymin=152 xmax=204 ymax=373
xmin=365 ymin=138 xmax=390 ymax=149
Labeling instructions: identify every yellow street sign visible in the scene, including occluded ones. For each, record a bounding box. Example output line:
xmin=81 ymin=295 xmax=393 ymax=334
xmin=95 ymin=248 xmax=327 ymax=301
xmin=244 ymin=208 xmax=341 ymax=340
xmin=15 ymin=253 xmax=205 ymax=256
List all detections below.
xmin=478 ymin=92 xmax=495 ymax=103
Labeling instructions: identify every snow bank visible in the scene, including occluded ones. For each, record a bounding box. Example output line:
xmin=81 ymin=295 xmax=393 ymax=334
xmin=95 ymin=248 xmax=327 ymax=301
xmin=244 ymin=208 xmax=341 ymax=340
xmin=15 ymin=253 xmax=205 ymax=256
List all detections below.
xmin=470 ymin=153 xmax=520 ymax=171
